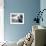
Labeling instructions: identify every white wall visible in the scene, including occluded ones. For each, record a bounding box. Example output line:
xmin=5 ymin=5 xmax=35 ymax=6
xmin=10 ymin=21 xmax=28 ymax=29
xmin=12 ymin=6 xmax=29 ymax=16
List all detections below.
xmin=0 ymin=0 xmax=4 ymax=42
xmin=40 ymin=0 xmax=46 ymax=27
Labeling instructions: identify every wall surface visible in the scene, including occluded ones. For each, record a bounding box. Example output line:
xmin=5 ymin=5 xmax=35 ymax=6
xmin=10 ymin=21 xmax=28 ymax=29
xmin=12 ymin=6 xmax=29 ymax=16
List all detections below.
xmin=4 ymin=0 xmax=40 ymax=42
xmin=0 ymin=0 xmax=4 ymax=42
xmin=40 ymin=0 xmax=46 ymax=27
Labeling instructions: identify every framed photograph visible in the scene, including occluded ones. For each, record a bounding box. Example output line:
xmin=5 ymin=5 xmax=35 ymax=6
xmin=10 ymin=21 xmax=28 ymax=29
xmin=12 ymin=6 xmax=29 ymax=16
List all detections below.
xmin=10 ymin=13 xmax=24 ymax=24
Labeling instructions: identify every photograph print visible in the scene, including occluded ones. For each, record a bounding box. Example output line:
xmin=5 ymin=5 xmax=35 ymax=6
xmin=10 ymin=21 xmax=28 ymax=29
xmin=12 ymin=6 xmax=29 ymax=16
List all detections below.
xmin=10 ymin=13 xmax=24 ymax=24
